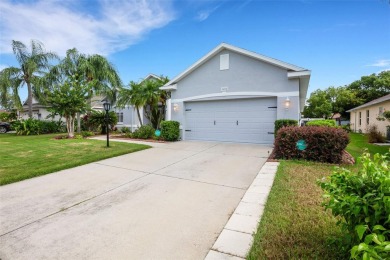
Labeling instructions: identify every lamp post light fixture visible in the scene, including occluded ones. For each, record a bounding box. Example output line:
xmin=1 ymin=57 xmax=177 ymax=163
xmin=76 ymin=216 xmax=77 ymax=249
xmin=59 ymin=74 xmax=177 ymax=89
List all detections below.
xmin=103 ymin=101 xmax=111 ymax=147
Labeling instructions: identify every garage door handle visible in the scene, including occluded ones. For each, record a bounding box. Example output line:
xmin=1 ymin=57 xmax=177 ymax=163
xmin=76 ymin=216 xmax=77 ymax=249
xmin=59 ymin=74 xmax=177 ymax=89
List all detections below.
xmin=236 ymin=120 xmax=238 ymax=125
xmin=214 ymin=120 xmax=216 ymax=125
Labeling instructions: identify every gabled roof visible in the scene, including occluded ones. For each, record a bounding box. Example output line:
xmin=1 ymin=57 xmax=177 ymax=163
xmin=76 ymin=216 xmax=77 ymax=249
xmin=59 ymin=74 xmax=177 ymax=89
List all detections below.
xmin=161 ymin=42 xmax=310 ymax=89
xmin=143 ymin=73 xmax=161 ymax=82
xmin=347 ymin=94 xmax=390 ymax=112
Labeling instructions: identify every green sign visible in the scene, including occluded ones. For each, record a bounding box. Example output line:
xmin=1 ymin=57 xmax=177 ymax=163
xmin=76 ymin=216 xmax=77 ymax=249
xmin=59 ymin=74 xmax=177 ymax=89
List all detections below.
xmin=155 ymin=129 xmax=161 ymax=137
xmin=296 ymin=139 xmax=307 ymax=151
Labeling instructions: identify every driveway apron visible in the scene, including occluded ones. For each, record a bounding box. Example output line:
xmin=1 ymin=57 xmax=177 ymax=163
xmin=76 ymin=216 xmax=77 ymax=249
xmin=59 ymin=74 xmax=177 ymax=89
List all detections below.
xmin=0 ymin=141 xmax=271 ymax=260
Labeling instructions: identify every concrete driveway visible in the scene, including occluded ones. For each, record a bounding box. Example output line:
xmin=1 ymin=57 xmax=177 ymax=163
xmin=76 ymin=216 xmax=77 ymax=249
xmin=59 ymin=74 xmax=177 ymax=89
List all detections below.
xmin=0 ymin=141 xmax=272 ymax=260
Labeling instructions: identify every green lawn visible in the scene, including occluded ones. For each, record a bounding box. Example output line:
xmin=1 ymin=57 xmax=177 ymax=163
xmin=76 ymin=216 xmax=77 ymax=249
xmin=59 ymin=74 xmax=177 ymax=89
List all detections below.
xmin=346 ymin=132 xmax=389 ymax=159
xmin=247 ymin=133 xmax=389 ymax=260
xmin=0 ymin=134 xmax=150 ymax=185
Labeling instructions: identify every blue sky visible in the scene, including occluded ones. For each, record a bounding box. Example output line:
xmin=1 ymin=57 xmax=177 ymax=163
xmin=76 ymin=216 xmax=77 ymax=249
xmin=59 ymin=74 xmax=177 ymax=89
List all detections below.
xmin=0 ymin=0 xmax=389 ymax=102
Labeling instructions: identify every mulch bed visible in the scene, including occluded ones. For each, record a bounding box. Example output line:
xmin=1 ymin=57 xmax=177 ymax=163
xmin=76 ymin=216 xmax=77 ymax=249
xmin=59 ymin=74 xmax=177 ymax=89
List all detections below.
xmin=267 ymin=149 xmax=355 ymax=165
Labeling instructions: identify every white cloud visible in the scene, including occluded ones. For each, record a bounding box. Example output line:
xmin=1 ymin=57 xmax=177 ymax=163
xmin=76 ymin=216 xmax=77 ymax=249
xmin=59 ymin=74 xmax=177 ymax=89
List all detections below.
xmin=0 ymin=64 xmax=8 ymax=71
xmin=0 ymin=0 xmax=175 ymax=56
xmin=196 ymin=5 xmax=219 ymax=22
xmin=367 ymin=59 xmax=390 ymax=67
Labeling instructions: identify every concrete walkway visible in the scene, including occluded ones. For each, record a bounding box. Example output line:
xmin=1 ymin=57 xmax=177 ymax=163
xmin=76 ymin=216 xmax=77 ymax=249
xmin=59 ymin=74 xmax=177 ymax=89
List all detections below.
xmin=0 ymin=140 xmax=273 ymax=260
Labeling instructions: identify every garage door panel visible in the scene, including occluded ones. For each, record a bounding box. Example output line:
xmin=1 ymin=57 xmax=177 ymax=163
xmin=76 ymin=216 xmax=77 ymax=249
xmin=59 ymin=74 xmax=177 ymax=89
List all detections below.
xmin=184 ymin=98 xmax=277 ymax=144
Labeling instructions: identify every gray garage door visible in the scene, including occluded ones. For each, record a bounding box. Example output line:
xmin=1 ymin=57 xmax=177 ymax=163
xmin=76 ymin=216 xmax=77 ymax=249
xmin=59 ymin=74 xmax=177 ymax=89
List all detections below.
xmin=184 ymin=97 xmax=277 ymax=144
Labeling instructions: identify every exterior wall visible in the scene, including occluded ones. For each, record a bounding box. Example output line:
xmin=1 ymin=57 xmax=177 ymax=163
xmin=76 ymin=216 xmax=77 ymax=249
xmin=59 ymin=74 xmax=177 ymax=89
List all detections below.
xmin=113 ymin=105 xmax=143 ymax=131
xmin=170 ymin=49 xmax=301 ymax=134
xmin=171 ymin=50 xmax=299 ymax=99
xmin=19 ymin=108 xmax=63 ymax=121
xmin=349 ymin=101 xmax=390 ymax=135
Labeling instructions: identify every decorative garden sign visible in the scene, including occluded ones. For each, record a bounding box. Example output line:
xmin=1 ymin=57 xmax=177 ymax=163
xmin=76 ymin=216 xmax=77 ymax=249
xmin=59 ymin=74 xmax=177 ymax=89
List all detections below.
xmin=296 ymin=139 xmax=307 ymax=151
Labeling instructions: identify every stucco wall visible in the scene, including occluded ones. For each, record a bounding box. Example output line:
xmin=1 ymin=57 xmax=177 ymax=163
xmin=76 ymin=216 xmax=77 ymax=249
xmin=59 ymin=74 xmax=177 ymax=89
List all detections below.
xmin=171 ymin=49 xmax=299 ymax=100
xmin=349 ymin=101 xmax=390 ymax=136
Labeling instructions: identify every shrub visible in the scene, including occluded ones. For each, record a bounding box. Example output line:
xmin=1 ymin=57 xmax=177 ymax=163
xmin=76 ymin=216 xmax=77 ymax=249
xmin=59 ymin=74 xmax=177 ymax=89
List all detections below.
xmin=306 ymin=119 xmax=336 ymax=127
xmin=318 ymin=153 xmax=390 ymax=259
xmin=39 ymin=120 xmax=66 ymax=134
xmin=12 ymin=119 xmax=65 ymax=135
xmin=132 ymin=125 xmax=155 ymax=139
xmin=120 ymin=127 xmax=131 ymax=134
xmin=274 ymin=119 xmax=298 ymax=136
xmin=161 ymin=121 xmax=180 ymax=141
xmin=81 ymin=131 xmax=94 ymax=138
xmin=274 ymin=126 xmax=349 ymax=163
xmin=341 ymin=124 xmax=351 ymax=133
xmin=367 ymin=125 xmax=385 ymax=143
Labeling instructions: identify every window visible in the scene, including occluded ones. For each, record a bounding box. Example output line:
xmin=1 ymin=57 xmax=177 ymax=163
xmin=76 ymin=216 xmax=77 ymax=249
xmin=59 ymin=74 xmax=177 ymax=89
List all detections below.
xmin=116 ymin=112 xmax=123 ymax=123
xmin=366 ymin=110 xmax=369 ymax=125
xmin=379 ymin=107 xmax=384 ymax=116
xmin=359 ymin=111 xmax=362 ymax=126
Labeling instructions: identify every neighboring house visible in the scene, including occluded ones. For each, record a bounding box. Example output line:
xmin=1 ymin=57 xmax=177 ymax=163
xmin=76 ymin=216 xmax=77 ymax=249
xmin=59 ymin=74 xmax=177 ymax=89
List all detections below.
xmin=18 ymin=95 xmax=105 ymax=121
xmin=161 ymin=43 xmax=311 ymax=144
xmin=113 ymin=73 xmax=160 ymax=131
xmin=18 ymin=96 xmax=62 ymax=121
xmin=347 ymin=94 xmax=390 ymax=136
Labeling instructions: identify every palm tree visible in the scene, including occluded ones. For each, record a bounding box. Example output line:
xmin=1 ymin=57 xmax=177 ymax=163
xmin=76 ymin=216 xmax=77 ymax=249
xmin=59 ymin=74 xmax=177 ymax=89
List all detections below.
xmin=117 ymin=81 xmax=146 ymax=126
xmin=39 ymin=48 xmax=122 ymax=131
xmin=0 ymin=40 xmax=58 ymax=118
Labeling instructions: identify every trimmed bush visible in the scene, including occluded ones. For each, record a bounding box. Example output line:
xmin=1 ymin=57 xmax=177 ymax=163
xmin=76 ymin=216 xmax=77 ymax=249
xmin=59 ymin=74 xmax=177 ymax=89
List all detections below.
xmin=367 ymin=124 xmax=385 ymax=143
xmin=274 ymin=126 xmax=349 ymax=163
xmin=81 ymin=131 xmax=94 ymax=138
xmin=133 ymin=125 xmax=155 ymax=139
xmin=274 ymin=119 xmax=298 ymax=136
xmin=306 ymin=119 xmax=336 ymax=127
xmin=319 ymin=153 xmax=390 ymax=259
xmin=161 ymin=121 xmax=180 ymax=141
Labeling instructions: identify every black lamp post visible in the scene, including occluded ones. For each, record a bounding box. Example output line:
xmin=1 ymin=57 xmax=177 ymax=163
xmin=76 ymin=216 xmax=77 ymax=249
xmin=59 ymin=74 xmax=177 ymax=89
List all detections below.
xmin=103 ymin=101 xmax=111 ymax=147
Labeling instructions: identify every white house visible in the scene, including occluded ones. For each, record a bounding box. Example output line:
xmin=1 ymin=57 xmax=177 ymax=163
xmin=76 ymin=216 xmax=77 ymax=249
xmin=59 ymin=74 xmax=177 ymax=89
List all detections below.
xmin=161 ymin=43 xmax=311 ymax=144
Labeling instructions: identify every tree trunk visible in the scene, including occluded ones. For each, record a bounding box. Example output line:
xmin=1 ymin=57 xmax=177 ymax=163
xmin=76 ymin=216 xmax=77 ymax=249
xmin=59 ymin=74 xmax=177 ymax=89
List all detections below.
xmin=77 ymin=113 xmax=81 ymax=133
xmin=66 ymin=116 xmax=75 ymax=138
xmin=26 ymin=82 xmax=33 ymax=118
xmin=136 ymin=107 xmax=143 ymax=126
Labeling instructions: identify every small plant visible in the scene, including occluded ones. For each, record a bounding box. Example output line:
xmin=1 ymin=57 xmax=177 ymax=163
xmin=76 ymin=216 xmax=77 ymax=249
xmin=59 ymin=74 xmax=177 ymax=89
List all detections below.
xmin=318 ymin=153 xmax=390 ymax=259
xmin=367 ymin=125 xmax=385 ymax=143
xmin=341 ymin=124 xmax=351 ymax=133
xmin=81 ymin=131 xmax=94 ymax=138
xmin=87 ymin=110 xmax=118 ymax=134
xmin=161 ymin=121 xmax=180 ymax=141
xmin=120 ymin=127 xmax=131 ymax=134
xmin=274 ymin=119 xmax=298 ymax=136
xmin=132 ymin=125 xmax=155 ymax=139
xmin=13 ymin=118 xmax=41 ymax=135
xmin=306 ymin=119 xmax=336 ymax=127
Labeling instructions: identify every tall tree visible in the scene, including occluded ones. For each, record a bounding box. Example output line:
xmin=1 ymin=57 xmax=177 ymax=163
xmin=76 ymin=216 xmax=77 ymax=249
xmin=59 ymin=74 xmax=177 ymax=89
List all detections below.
xmin=45 ymin=74 xmax=92 ymax=138
xmin=0 ymin=40 xmax=58 ymax=118
xmin=37 ymin=48 xmax=122 ymax=132
xmin=117 ymin=81 xmax=145 ymax=126
xmin=303 ymin=89 xmax=332 ymax=118
xmin=347 ymin=71 xmax=390 ymax=103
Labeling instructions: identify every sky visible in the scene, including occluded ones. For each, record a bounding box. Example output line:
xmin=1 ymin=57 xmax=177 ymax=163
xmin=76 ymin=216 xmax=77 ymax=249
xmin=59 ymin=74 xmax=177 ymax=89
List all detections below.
xmin=0 ymin=0 xmax=389 ymax=102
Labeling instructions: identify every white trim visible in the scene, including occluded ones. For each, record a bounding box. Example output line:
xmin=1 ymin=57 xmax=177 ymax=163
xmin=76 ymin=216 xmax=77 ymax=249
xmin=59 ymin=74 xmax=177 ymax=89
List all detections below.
xmin=160 ymin=84 xmax=177 ymax=90
xmin=288 ymin=71 xmax=311 ymax=78
xmin=171 ymin=91 xmax=299 ymax=103
xmin=162 ymin=43 xmax=308 ymax=88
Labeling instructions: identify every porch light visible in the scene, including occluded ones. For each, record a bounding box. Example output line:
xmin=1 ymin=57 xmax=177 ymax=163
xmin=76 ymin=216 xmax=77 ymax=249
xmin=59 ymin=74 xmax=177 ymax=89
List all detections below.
xmin=285 ymin=97 xmax=290 ymax=110
xmin=173 ymin=103 xmax=179 ymax=112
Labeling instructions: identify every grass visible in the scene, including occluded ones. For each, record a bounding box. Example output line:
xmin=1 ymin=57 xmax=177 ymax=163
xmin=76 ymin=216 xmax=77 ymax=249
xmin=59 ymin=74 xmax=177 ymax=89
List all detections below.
xmin=247 ymin=133 xmax=389 ymax=260
xmin=0 ymin=134 xmax=150 ymax=185
xmin=346 ymin=132 xmax=389 ymax=159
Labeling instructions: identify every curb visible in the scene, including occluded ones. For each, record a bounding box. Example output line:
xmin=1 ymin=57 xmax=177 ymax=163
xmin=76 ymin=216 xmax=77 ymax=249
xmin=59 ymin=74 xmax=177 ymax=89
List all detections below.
xmin=204 ymin=162 xmax=279 ymax=259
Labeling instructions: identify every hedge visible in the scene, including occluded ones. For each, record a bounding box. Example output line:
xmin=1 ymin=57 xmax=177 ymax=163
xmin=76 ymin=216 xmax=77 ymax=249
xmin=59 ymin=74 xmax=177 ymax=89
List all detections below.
xmin=274 ymin=119 xmax=298 ymax=136
xmin=306 ymin=119 xmax=336 ymax=127
xmin=273 ymin=126 xmax=349 ymax=163
xmin=161 ymin=121 xmax=180 ymax=141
